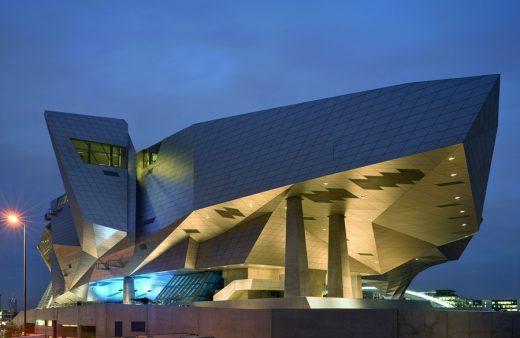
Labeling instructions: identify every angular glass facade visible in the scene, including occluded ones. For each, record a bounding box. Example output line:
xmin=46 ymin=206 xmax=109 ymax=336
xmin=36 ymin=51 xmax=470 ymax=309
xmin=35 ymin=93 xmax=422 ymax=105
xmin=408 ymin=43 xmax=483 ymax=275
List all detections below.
xmin=38 ymin=75 xmax=500 ymax=308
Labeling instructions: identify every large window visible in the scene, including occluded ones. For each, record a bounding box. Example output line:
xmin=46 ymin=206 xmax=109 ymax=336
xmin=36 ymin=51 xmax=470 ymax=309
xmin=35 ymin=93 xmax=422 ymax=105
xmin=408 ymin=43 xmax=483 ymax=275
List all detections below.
xmin=71 ymin=139 xmax=127 ymax=169
xmin=142 ymin=142 xmax=161 ymax=168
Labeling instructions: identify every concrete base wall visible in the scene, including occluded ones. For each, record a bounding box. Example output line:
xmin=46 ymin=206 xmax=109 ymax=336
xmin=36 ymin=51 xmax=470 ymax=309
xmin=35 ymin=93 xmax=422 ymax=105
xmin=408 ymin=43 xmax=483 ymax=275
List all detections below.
xmin=15 ymin=304 xmax=520 ymax=338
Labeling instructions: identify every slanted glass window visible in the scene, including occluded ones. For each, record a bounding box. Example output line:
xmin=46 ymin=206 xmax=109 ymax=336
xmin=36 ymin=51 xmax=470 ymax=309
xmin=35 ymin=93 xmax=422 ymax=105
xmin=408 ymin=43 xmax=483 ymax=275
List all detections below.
xmin=71 ymin=139 xmax=127 ymax=169
xmin=142 ymin=142 xmax=161 ymax=168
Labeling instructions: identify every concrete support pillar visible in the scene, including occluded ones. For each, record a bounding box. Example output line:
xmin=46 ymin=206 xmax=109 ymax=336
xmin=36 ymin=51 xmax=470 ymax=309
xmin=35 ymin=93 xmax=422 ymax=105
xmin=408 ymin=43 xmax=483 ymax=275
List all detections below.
xmin=308 ymin=269 xmax=327 ymax=297
xmin=284 ymin=195 xmax=310 ymax=297
xmin=327 ymin=214 xmax=352 ymax=298
xmin=123 ymin=276 xmax=135 ymax=304
xmin=184 ymin=237 xmax=199 ymax=269
xmin=351 ymin=274 xmax=363 ymax=299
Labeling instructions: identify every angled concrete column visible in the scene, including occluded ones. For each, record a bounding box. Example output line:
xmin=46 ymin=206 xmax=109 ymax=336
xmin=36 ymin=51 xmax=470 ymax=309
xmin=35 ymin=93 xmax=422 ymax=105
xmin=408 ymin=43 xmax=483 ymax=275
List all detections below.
xmin=284 ymin=195 xmax=310 ymax=297
xmin=123 ymin=276 xmax=135 ymax=304
xmin=327 ymin=214 xmax=352 ymax=298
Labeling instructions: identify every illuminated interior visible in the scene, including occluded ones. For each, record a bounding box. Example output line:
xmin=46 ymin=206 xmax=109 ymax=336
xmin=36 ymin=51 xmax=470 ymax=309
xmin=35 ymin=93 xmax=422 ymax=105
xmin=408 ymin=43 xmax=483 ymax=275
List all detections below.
xmin=87 ymin=272 xmax=173 ymax=303
xmin=71 ymin=138 xmax=127 ymax=168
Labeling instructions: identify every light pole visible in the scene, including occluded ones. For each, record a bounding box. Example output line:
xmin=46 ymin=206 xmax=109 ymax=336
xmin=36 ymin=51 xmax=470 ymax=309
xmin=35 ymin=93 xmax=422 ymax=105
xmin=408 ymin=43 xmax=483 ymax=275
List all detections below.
xmin=6 ymin=214 xmax=26 ymax=336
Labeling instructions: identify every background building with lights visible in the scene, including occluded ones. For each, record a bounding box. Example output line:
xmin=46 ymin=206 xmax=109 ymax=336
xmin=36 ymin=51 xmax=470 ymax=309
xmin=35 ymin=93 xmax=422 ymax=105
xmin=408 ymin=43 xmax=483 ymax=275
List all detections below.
xmin=36 ymin=74 xmax=500 ymax=309
xmin=0 ymin=296 xmax=16 ymax=335
xmin=401 ymin=290 xmax=519 ymax=312
xmin=485 ymin=299 xmax=519 ymax=312
xmin=421 ymin=289 xmax=483 ymax=309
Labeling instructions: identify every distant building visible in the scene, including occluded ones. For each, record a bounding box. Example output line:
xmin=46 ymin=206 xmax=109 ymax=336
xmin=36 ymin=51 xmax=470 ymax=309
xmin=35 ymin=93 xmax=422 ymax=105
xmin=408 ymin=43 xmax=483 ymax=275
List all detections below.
xmin=483 ymin=299 xmax=519 ymax=312
xmin=417 ymin=290 xmax=519 ymax=312
xmin=0 ymin=309 xmax=14 ymax=325
xmin=8 ymin=297 xmax=17 ymax=314
xmin=0 ymin=297 xmax=15 ymax=327
xmin=423 ymin=290 xmax=482 ymax=309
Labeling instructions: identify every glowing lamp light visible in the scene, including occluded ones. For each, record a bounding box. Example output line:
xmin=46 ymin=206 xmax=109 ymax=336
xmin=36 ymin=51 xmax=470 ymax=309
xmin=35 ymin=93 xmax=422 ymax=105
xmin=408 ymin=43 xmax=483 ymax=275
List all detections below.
xmin=7 ymin=214 xmax=19 ymax=224
xmin=4 ymin=213 xmax=22 ymax=226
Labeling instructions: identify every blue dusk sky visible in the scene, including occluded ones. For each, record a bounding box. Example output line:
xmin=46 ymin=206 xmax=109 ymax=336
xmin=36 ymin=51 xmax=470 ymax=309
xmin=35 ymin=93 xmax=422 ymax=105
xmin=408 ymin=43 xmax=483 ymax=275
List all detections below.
xmin=0 ymin=1 xmax=518 ymax=307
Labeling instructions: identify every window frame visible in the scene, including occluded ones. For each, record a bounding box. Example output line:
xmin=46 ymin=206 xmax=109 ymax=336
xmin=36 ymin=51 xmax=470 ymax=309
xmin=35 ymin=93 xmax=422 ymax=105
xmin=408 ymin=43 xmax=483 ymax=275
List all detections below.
xmin=71 ymin=138 xmax=127 ymax=169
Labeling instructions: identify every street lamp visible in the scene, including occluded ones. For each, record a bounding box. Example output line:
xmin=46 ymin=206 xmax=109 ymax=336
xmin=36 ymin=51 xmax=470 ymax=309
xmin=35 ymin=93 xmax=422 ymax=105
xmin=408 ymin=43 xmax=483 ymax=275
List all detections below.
xmin=4 ymin=213 xmax=26 ymax=336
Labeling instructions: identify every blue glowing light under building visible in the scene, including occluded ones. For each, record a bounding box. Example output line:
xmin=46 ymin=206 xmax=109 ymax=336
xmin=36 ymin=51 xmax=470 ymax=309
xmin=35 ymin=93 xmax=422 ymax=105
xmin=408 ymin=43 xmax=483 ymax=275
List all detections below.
xmin=88 ymin=272 xmax=174 ymax=303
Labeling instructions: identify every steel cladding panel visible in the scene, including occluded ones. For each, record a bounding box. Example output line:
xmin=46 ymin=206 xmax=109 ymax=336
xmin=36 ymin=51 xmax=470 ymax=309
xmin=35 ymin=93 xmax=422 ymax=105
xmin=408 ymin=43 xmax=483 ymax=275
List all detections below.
xmin=190 ymin=75 xmax=499 ymax=209
xmin=134 ymin=75 xmax=499 ymax=235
